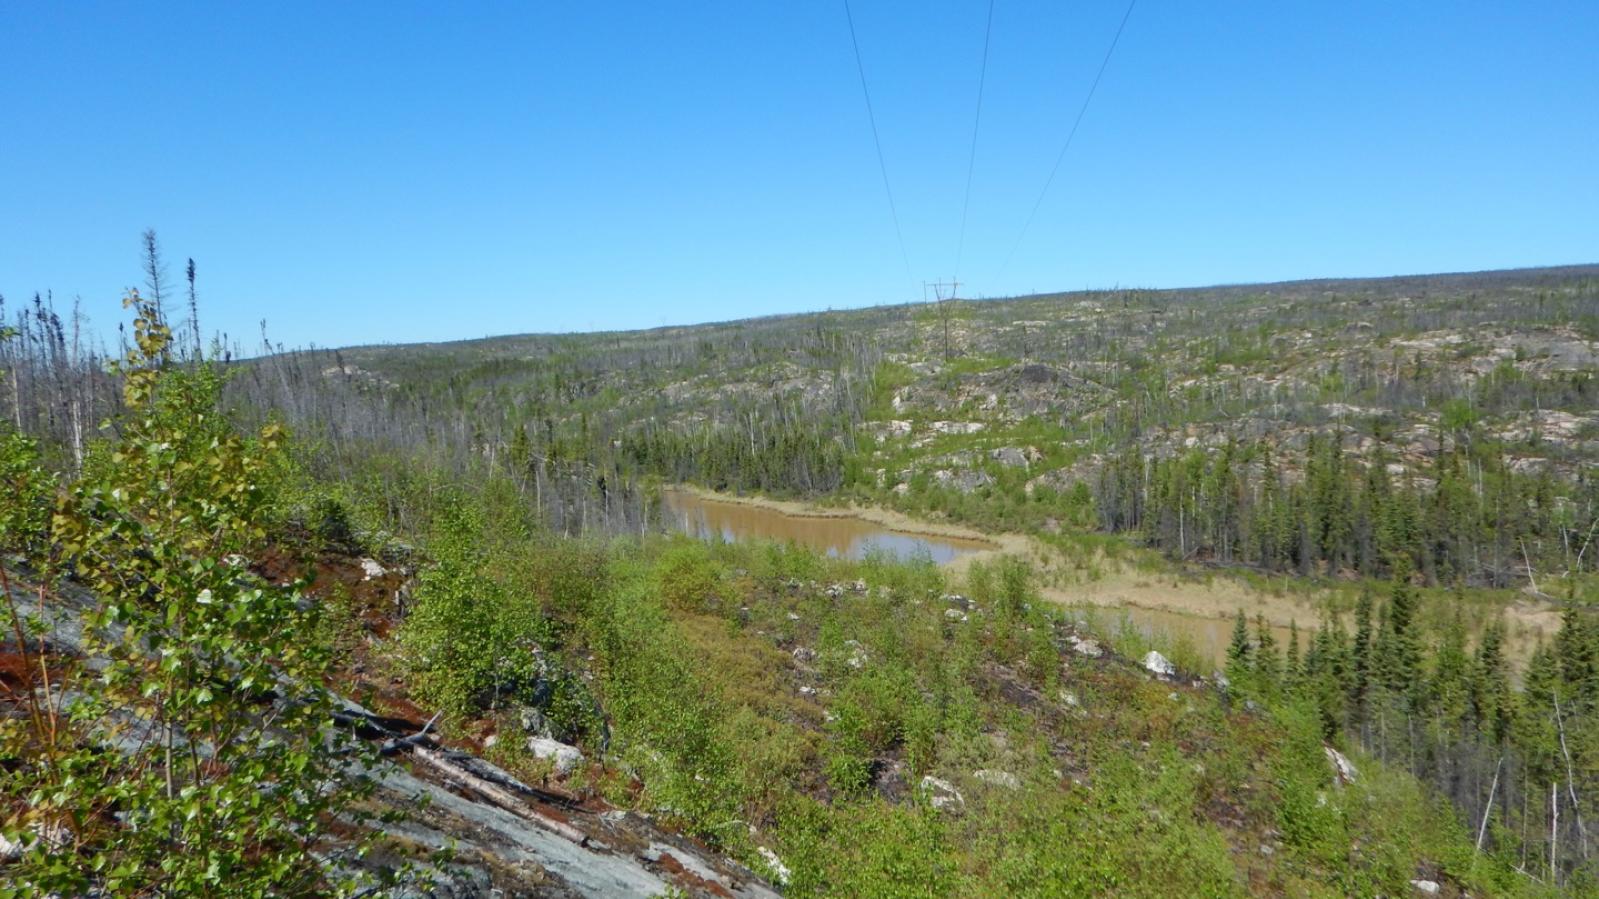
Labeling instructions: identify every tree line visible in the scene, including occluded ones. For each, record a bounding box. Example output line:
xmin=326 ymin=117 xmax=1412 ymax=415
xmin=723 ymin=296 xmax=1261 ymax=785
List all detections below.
xmin=1227 ymin=564 xmax=1599 ymax=886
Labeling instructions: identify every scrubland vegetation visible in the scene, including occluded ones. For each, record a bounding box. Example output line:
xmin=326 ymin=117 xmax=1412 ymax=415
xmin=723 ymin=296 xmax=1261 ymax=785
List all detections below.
xmin=2 ymin=241 xmax=1598 ymax=894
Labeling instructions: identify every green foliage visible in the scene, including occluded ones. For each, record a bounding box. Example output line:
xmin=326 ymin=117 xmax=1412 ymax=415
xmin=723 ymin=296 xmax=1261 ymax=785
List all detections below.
xmin=0 ymin=427 xmax=54 ymax=558
xmin=397 ymin=500 xmax=599 ymax=744
xmin=0 ymin=291 xmax=374 ymax=896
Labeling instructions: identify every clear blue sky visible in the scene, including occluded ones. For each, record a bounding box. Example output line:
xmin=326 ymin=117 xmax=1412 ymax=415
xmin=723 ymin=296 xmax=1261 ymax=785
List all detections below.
xmin=3 ymin=2 xmax=1595 ymax=350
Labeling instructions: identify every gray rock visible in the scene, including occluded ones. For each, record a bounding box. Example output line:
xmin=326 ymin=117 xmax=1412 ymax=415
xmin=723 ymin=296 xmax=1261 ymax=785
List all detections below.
xmin=1325 ymin=746 xmax=1358 ymax=785
xmin=990 ymin=446 xmax=1030 ymax=467
xmin=1142 ymin=651 xmax=1176 ymax=677
xmin=973 ymin=769 xmax=1021 ymax=790
xmin=757 ymin=846 xmax=792 ymax=886
xmin=919 ymin=775 xmax=965 ymax=811
xmin=527 ymin=736 xmax=585 ymax=776
xmin=1068 ymin=634 xmax=1103 ymax=658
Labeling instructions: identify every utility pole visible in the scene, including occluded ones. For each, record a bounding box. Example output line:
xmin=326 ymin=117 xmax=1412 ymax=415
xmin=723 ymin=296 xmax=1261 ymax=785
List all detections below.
xmin=923 ymin=278 xmax=960 ymax=361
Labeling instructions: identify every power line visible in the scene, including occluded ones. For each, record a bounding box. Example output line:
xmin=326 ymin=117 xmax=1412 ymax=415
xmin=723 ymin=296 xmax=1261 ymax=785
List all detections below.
xmin=843 ymin=0 xmax=915 ymax=292
xmin=1000 ymin=0 xmax=1137 ymax=277
xmin=953 ymin=0 xmax=997 ymax=291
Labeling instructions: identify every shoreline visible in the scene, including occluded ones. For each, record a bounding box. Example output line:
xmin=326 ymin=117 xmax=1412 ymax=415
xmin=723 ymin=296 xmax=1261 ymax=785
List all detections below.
xmin=663 ymin=484 xmax=1560 ymax=662
xmin=664 ymin=484 xmax=1306 ymax=623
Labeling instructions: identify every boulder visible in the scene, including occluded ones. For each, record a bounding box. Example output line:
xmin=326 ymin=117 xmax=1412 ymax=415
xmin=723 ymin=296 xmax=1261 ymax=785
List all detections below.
xmin=973 ymin=769 xmax=1021 ymax=790
xmin=1409 ymin=880 xmax=1440 ymax=895
xmin=758 ymin=846 xmax=792 ymax=886
xmin=989 ymin=446 xmax=1030 ymax=467
xmin=1325 ymin=746 xmax=1358 ymax=785
xmin=359 ymin=558 xmax=388 ymax=581
xmin=1068 ymin=634 xmax=1103 ymax=658
xmin=918 ymin=776 xmax=965 ymax=811
xmin=527 ymin=736 xmax=585 ymax=777
xmin=1142 ymin=651 xmax=1176 ymax=678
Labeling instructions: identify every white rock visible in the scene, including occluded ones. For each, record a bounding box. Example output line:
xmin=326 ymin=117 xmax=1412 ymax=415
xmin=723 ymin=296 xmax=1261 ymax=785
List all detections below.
xmin=758 ymin=846 xmax=792 ymax=885
xmin=1142 ymin=650 xmax=1176 ymax=677
xmin=844 ymin=639 xmax=868 ymax=669
xmin=1325 ymin=746 xmax=1358 ymax=785
xmin=1410 ymin=880 xmax=1440 ymax=895
xmin=973 ymin=769 xmax=1021 ymax=790
xmin=359 ymin=558 xmax=388 ymax=581
xmin=919 ymin=775 xmax=965 ymax=811
xmin=527 ymin=736 xmax=585 ymax=776
xmin=1068 ymin=635 xmax=1102 ymax=658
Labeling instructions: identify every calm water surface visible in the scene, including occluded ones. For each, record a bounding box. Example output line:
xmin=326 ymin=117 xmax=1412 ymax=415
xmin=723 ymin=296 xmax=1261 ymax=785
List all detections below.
xmin=660 ymin=490 xmax=991 ymax=564
xmin=661 ymin=488 xmax=1292 ymax=670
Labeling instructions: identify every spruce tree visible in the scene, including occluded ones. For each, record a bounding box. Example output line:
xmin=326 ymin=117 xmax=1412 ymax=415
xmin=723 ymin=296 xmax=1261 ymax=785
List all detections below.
xmin=1471 ymin=621 xmax=1511 ymax=745
xmin=1385 ymin=561 xmax=1423 ymax=707
xmin=1350 ymin=588 xmax=1374 ymax=723
xmin=1284 ymin=619 xmax=1302 ymax=688
xmin=1254 ymin=613 xmax=1281 ymax=695
xmin=1226 ymin=608 xmax=1252 ymax=688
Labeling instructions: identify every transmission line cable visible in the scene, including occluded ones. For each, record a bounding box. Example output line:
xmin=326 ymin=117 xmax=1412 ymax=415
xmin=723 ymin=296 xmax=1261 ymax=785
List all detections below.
xmin=1000 ymin=0 xmax=1137 ymax=276
xmin=843 ymin=0 xmax=916 ymax=291
xmin=953 ymin=0 xmax=996 ymax=289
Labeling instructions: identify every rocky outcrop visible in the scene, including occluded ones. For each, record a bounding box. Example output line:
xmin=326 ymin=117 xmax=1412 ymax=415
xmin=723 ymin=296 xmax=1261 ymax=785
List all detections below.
xmin=3 ymin=572 xmax=778 ymax=899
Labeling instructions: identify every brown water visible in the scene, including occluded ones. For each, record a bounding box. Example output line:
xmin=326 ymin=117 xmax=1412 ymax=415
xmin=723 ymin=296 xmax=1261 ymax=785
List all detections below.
xmin=661 ymin=489 xmax=992 ymax=564
xmin=660 ymin=488 xmax=1286 ymax=669
xmin=661 ymin=488 xmax=1547 ymax=674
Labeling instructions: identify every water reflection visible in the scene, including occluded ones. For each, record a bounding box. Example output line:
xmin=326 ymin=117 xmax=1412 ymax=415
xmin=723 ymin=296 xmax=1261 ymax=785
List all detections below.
xmin=660 ymin=489 xmax=990 ymax=565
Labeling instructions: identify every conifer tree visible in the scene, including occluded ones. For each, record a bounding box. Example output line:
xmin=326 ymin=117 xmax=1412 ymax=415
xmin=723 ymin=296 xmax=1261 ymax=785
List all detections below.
xmin=1285 ymin=619 xmax=1302 ymax=687
xmin=1226 ymin=608 xmax=1252 ymax=687
xmin=1350 ymin=588 xmax=1374 ymax=723
xmin=1254 ymin=613 xmax=1281 ymax=694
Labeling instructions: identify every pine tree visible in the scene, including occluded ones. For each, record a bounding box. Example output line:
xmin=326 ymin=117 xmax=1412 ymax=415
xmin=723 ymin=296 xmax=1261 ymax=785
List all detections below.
xmin=1349 ymin=588 xmax=1374 ymax=723
xmin=1471 ymin=621 xmax=1512 ymax=745
xmin=1284 ymin=619 xmax=1302 ymax=688
xmin=1556 ymin=606 xmax=1598 ymax=711
xmin=1254 ymin=613 xmax=1281 ymax=695
xmin=1385 ymin=561 xmax=1423 ymax=707
xmin=1226 ymin=608 xmax=1252 ymax=688
xmin=1430 ymin=608 xmax=1470 ymax=731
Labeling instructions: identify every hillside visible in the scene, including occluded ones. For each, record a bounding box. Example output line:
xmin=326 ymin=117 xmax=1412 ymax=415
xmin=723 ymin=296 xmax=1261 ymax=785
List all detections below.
xmin=249 ymin=265 xmax=1599 ymax=588
xmin=4 ymin=264 xmax=1599 ymax=895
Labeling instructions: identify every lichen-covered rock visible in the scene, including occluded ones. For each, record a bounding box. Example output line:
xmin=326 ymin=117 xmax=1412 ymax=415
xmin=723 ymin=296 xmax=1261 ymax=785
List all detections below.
xmin=1143 ymin=651 xmax=1176 ymax=677
xmin=919 ymin=775 xmax=965 ymax=811
xmin=527 ymin=736 xmax=585 ymax=776
xmin=973 ymin=769 xmax=1021 ymax=790
xmin=1325 ymin=746 xmax=1358 ymax=785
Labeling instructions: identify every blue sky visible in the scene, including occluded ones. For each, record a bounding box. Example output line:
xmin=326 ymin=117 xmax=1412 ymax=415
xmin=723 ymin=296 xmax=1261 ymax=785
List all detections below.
xmin=2 ymin=2 xmax=1595 ymax=350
